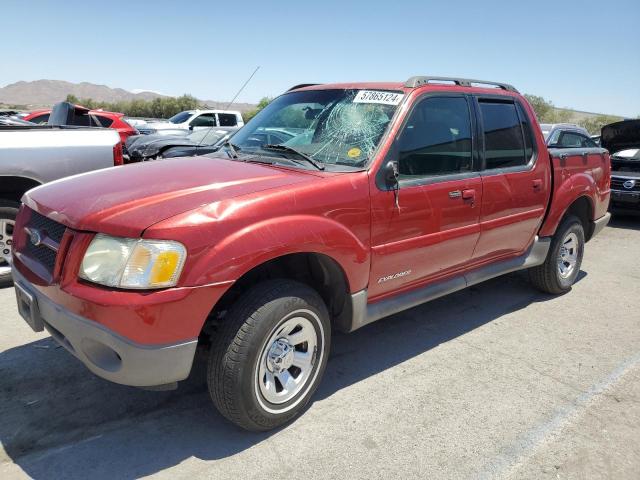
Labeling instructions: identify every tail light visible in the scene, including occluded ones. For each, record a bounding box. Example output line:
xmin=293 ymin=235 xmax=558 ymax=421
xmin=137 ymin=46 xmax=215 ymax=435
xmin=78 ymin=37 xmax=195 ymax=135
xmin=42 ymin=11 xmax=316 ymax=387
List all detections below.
xmin=113 ymin=142 xmax=124 ymax=166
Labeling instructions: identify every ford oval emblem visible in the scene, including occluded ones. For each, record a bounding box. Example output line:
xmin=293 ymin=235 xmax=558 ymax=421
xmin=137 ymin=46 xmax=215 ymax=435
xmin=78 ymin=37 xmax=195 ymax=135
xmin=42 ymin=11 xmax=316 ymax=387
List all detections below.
xmin=623 ymin=179 xmax=636 ymax=190
xmin=27 ymin=228 xmax=42 ymax=247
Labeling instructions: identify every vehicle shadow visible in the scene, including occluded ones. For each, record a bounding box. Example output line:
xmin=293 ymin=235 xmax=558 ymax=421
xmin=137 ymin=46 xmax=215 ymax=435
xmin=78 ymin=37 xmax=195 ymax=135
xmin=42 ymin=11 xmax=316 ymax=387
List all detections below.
xmin=607 ymin=214 xmax=640 ymax=231
xmin=0 ymin=270 xmax=583 ymax=479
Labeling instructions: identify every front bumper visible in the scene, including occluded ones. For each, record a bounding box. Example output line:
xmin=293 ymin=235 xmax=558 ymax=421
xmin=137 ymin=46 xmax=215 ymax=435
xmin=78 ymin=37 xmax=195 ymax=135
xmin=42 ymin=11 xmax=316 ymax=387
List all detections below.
xmin=13 ymin=268 xmax=197 ymax=387
xmin=610 ymin=189 xmax=640 ymax=211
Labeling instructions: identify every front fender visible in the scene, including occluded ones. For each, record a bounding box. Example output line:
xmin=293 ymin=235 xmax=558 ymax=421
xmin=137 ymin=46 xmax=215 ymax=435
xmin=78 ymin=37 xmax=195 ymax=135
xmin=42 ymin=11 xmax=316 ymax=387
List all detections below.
xmin=181 ymin=214 xmax=370 ymax=292
xmin=539 ymin=172 xmax=596 ymax=237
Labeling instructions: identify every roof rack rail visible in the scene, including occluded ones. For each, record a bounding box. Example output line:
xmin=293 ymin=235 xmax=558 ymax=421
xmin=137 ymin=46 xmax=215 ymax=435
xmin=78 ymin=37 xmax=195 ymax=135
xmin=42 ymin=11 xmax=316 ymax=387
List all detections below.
xmin=287 ymin=83 xmax=322 ymax=92
xmin=404 ymin=76 xmax=518 ymax=92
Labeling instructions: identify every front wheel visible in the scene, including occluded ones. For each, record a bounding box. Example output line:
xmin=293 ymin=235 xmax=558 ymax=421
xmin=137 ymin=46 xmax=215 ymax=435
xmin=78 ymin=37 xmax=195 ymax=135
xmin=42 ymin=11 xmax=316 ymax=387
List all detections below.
xmin=207 ymin=279 xmax=331 ymax=431
xmin=529 ymin=215 xmax=585 ymax=294
xmin=0 ymin=200 xmax=19 ymax=288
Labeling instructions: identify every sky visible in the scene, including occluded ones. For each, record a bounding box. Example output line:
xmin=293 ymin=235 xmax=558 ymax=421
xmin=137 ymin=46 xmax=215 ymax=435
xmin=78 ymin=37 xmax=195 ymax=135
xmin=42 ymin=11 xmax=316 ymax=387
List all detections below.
xmin=1 ymin=0 xmax=639 ymax=117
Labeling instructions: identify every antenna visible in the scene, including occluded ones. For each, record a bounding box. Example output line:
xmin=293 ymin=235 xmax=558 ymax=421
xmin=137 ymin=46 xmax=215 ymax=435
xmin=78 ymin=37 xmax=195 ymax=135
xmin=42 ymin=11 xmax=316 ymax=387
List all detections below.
xmin=197 ymin=66 xmax=260 ymax=147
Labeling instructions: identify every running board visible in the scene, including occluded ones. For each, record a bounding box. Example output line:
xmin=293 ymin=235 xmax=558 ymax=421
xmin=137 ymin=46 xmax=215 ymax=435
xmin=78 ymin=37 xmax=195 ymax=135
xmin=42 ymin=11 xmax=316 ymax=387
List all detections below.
xmin=345 ymin=237 xmax=551 ymax=332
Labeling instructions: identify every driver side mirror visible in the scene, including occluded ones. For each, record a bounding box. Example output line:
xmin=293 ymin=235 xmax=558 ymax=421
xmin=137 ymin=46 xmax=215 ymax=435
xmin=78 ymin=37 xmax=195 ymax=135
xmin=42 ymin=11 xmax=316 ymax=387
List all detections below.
xmin=385 ymin=160 xmax=399 ymax=185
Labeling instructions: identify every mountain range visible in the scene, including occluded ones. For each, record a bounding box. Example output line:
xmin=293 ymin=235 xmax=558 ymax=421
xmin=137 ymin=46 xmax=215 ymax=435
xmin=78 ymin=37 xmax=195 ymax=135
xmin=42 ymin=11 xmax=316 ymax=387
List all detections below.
xmin=0 ymin=80 xmax=256 ymax=112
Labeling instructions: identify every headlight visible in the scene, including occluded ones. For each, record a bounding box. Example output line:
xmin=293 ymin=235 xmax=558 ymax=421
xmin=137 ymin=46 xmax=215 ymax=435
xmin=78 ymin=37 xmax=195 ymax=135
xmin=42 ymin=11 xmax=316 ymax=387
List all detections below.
xmin=79 ymin=234 xmax=186 ymax=289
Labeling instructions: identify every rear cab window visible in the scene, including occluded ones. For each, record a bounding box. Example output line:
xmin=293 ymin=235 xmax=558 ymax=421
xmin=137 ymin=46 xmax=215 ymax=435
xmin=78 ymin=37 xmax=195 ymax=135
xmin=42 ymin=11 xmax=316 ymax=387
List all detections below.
xmin=478 ymin=99 xmax=535 ymax=170
xmin=556 ymin=131 xmax=597 ymax=148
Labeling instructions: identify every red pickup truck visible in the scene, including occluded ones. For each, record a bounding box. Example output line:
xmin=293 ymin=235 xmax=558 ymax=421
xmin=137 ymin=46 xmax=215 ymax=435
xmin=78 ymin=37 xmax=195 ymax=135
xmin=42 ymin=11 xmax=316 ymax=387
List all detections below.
xmin=12 ymin=77 xmax=610 ymax=431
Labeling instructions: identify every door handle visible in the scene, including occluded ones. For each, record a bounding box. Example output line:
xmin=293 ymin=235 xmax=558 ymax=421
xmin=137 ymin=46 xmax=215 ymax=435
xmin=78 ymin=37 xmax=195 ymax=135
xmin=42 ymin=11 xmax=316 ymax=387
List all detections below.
xmin=532 ymin=179 xmax=542 ymax=191
xmin=448 ymin=190 xmax=462 ymax=199
xmin=462 ymin=189 xmax=475 ymax=200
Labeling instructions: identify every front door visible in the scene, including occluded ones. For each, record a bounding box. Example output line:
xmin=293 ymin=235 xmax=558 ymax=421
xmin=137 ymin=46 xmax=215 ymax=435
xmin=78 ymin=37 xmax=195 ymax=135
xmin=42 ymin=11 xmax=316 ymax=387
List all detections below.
xmin=369 ymin=95 xmax=482 ymax=300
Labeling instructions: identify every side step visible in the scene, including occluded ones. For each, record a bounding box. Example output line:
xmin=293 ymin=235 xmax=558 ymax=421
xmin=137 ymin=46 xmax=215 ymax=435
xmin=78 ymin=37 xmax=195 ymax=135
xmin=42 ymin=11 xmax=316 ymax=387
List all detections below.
xmin=346 ymin=237 xmax=551 ymax=332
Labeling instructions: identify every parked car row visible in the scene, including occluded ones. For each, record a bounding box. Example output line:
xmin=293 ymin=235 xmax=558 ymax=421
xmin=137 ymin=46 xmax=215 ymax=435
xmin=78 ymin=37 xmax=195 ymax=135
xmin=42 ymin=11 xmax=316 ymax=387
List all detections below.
xmin=7 ymin=75 xmax=614 ymax=434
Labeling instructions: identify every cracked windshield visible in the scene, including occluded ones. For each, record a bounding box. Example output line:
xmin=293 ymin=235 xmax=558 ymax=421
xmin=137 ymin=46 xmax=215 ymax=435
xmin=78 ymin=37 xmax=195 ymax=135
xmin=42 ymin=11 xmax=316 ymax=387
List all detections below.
xmin=229 ymin=89 xmax=403 ymax=169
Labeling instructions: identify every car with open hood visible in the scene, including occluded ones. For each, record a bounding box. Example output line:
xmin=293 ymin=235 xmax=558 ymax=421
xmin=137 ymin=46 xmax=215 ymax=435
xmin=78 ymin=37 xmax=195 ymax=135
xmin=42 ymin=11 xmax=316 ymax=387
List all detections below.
xmin=125 ymin=127 xmax=238 ymax=162
xmin=602 ymin=119 xmax=640 ymax=213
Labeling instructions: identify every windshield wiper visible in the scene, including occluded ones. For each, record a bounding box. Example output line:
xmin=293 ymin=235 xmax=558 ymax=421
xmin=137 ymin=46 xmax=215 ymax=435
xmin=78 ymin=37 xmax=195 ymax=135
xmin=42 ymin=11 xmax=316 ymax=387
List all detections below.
xmin=262 ymin=144 xmax=325 ymax=170
xmin=223 ymin=141 xmax=240 ymax=159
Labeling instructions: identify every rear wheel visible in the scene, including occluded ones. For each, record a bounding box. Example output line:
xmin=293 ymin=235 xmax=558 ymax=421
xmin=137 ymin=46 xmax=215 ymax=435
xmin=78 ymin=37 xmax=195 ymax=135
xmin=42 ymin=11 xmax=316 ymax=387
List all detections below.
xmin=207 ymin=279 xmax=330 ymax=431
xmin=0 ymin=200 xmax=19 ymax=288
xmin=529 ymin=215 xmax=585 ymax=294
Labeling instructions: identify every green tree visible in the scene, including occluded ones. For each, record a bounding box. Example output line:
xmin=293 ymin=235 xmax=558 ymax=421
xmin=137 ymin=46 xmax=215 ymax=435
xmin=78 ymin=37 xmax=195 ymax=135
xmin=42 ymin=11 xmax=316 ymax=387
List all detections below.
xmin=59 ymin=94 xmax=200 ymax=118
xmin=243 ymin=97 xmax=272 ymax=122
xmin=579 ymin=114 xmax=623 ymax=135
xmin=524 ymin=94 xmax=555 ymax=122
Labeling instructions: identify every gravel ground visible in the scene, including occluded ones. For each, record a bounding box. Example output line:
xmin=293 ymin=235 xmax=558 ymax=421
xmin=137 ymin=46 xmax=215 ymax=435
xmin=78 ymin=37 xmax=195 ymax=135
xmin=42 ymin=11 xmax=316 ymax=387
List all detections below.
xmin=0 ymin=216 xmax=638 ymax=480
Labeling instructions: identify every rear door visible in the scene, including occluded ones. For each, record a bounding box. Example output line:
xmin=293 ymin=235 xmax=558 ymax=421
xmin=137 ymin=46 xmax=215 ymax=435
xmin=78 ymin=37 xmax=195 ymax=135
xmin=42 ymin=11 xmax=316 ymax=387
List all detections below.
xmin=368 ymin=94 xmax=482 ymax=299
xmin=471 ymin=97 xmax=549 ymax=262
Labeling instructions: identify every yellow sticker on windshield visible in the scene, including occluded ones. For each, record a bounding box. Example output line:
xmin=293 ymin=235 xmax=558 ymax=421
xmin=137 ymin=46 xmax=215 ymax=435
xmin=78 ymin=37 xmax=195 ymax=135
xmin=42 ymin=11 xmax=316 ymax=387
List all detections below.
xmin=347 ymin=147 xmax=361 ymax=158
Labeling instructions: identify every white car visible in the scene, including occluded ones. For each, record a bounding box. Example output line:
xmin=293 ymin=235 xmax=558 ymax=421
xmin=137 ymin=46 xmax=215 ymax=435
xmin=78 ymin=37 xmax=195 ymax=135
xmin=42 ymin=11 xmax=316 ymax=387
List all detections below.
xmin=137 ymin=109 xmax=244 ymax=135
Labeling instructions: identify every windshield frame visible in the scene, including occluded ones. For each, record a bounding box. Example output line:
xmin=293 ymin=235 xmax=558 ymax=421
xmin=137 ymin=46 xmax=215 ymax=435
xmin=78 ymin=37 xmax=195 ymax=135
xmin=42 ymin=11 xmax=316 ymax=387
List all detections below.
xmin=230 ymin=88 xmax=405 ymax=172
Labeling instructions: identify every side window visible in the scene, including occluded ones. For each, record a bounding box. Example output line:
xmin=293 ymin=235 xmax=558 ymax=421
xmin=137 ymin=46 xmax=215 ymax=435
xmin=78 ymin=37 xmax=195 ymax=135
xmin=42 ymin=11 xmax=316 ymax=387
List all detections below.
xmin=479 ymin=101 xmax=526 ymax=169
xmin=516 ymin=102 xmax=535 ymax=160
xmin=30 ymin=113 xmax=50 ymax=124
xmin=397 ymin=96 xmax=472 ymax=178
xmin=70 ymin=112 xmax=91 ymax=127
xmin=218 ymin=113 xmax=238 ymax=127
xmin=558 ymin=132 xmax=596 ymax=148
xmin=581 ymin=135 xmax=597 ymax=148
xmin=93 ymin=115 xmax=114 ymax=128
xmin=558 ymin=132 xmax=582 ymax=148
xmin=547 ymin=129 xmax=562 ymax=146
xmin=191 ymin=114 xmax=217 ymax=127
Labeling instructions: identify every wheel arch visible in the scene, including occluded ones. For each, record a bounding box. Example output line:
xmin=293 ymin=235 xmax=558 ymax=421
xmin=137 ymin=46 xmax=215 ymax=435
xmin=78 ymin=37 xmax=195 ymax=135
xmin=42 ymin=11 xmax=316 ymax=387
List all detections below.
xmin=539 ymin=172 xmax=597 ymax=241
xmin=200 ymin=251 xmax=355 ymax=344
xmin=0 ymin=176 xmax=42 ymax=204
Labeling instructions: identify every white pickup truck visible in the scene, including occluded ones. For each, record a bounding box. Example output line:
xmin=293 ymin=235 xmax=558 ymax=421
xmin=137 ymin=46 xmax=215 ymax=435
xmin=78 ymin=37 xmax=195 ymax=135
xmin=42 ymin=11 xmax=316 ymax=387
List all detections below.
xmin=0 ymin=126 xmax=122 ymax=286
xmin=136 ymin=109 xmax=244 ymax=135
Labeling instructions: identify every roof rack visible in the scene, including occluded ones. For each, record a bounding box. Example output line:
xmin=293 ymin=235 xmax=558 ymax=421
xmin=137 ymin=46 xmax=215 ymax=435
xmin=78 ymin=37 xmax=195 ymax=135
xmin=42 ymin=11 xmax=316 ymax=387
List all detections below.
xmin=405 ymin=76 xmax=518 ymax=92
xmin=287 ymin=83 xmax=322 ymax=92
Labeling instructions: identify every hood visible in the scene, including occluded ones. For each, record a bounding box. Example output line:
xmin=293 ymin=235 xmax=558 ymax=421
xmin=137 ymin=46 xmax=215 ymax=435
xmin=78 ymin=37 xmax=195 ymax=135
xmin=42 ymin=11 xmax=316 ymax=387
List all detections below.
xmin=162 ymin=145 xmax=218 ymax=159
xmin=601 ymin=120 xmax=640 ymax=154
xmin=126 ymin=133 xmax=196 ymax=159
xmin=23 ymin=155 xmax=318 ymax=238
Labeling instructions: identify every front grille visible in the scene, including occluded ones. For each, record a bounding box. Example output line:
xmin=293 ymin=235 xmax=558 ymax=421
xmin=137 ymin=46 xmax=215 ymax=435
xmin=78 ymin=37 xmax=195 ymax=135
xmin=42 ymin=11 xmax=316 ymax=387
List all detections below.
xmin=25 ymin=240 xmax=57 ymax=272
xmin=22 ymin=210 xmax=67 ymax=276
xmin=28 ymin=210 xmax=67 ymax=243
xmin=611 ymin=177 xmax=640 ymax=192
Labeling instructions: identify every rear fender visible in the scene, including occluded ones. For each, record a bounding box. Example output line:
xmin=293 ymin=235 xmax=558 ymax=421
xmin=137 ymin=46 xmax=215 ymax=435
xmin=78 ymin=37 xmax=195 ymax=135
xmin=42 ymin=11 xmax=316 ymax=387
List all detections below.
xmin=539 ymin=172 xmax=595 ymax=237
xmin=181 ymin=215 xmax=370 ymax=292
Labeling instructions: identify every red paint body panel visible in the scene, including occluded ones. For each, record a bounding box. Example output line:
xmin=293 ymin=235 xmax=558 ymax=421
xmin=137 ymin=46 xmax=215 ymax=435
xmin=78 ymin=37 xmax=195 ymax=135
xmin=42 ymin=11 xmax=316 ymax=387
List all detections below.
xmin=23 ymin=156 xmax=321 ymax=238
xmin=14 ymin=81 xmax=610 ymax=348
xmin=538 ymin=149 xmax=611 ymax=237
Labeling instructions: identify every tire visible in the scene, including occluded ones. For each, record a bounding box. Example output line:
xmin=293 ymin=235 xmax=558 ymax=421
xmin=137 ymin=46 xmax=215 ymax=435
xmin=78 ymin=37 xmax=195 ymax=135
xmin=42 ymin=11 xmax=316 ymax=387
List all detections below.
xmin=0 ymin=200 xmax=19 ymax=288
xmin=207 ymin=279 xmax=331 ymax=431
xmin=529 ymin=215 xmax=585 ymax=294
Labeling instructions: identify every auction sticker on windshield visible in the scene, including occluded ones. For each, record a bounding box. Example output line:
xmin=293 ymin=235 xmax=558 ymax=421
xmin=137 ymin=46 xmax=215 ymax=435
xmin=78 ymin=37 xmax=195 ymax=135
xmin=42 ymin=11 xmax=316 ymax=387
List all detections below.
xmin=353 ymin=90 xmax=404 ymax=105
